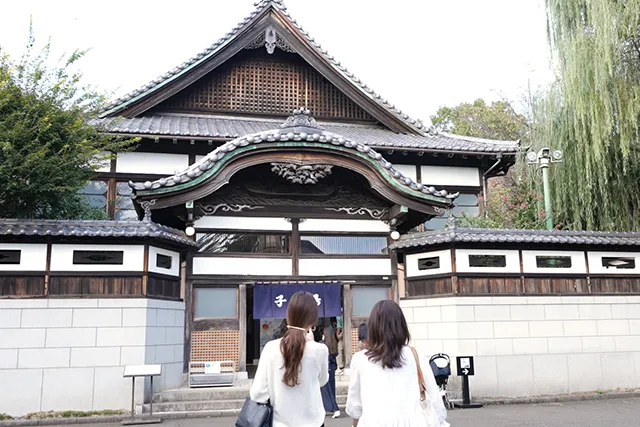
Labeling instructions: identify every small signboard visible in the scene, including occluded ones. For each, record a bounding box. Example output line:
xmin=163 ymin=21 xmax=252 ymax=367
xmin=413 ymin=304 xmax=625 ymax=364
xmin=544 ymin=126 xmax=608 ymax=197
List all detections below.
xmin=204 ymin=361 xmax=221 ymax=374
xmin=456 ymin=356 xmax=475 ymax=376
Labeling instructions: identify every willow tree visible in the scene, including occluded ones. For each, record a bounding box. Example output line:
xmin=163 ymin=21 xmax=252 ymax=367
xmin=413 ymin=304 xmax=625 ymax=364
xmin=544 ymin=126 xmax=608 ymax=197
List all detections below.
xmin=535 ymin=0 xmax=640 ymax=230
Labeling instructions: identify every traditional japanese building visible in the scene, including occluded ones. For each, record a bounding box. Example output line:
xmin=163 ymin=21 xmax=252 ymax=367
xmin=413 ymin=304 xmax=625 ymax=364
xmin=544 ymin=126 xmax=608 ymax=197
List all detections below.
xmin=90 ymin=0 xmax=519 ymax=376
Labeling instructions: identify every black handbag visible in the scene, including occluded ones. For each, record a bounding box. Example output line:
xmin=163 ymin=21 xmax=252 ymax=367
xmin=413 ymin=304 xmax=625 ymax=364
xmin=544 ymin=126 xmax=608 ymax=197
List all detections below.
xmin=235 ymin=398 xmax=273 ymax=427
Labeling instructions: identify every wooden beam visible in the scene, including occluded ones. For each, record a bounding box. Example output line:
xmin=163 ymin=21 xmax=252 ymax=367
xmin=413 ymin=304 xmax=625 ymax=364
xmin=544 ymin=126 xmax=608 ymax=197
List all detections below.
xmin=343 ymin=284 xmax=353 ymax=367
xmin=238 ymin=284 xmax=247 ymax=372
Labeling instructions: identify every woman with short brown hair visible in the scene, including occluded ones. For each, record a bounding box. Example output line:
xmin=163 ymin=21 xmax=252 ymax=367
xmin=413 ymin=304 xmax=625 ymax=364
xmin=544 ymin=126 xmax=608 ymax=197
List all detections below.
xmin=346 ymin=300 xmax=449 ymax=427
xmin=250 ymin=291 xmax=329 ymax=427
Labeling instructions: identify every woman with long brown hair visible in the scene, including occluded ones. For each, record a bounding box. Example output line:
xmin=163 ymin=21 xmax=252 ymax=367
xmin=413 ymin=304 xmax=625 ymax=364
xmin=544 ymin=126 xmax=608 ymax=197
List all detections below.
xmin=320 ymin=326 xmax=341 ymax=419
xmin=346 ymin=300 xmax=449 ymax=427
xmin=250 ymin=291 xmax=329 ymax=427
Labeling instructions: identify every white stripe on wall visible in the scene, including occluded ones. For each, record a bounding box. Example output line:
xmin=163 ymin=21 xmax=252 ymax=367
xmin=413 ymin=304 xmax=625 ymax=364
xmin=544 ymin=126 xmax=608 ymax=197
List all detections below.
xmin=455 ymin=249 xmax=521 ymax=274
xmin=116 ymin=152 xmax=189 ymax=175
xmin=0 ymin=244 xmax=48 ymax=272
xmin=148 ymin=247 xmax=180 ymax=277
xmin=194 ymin=216 xmax=291 ymax=231
xmin=405 ymin=250 xmax=452 ymax=277
xmin=298 ymin=258 xmax=392 ymax=276
xmin=50 ymin=245 xmax=145 ymax=272
xmin=420 ymin=165 xmax=480 ymax=187
xmin=192 ymin=256 xmax=292 ymax=276
xmin=298 ymin=219 xmax=389 ymax=233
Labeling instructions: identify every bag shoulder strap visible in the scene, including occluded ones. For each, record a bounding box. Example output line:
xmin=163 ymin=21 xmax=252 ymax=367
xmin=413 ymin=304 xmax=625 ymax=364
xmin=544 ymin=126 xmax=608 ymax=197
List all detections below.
xmin=410 ymin=346 xmax=427 ymax=401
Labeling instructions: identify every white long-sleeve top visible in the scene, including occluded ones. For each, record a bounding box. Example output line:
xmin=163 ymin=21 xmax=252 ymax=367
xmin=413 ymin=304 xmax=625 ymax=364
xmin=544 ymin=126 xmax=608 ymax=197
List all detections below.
xmin=249 ymin=338 xmax=329 ymax=427
xmin=346 ymin=346 xmax=450 ymax=427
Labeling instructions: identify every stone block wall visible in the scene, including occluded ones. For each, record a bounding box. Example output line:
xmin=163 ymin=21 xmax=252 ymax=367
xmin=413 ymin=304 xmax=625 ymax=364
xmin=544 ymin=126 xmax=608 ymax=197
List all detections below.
xmin=400 ymin=295 xmax=640 ymax=398
xmin=0 ymin=298 xmax=185 ymax=417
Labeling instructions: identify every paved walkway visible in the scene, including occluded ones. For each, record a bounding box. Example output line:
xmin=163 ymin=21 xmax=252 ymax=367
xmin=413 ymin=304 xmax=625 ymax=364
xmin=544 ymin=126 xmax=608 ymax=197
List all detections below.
xmin=59 ymin=397 xmax=640 ymax=426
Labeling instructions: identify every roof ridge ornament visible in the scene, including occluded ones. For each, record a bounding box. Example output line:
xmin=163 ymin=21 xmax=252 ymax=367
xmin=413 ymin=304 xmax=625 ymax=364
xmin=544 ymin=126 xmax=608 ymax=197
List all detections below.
xmin=280 ymin=108 xmax=324 ymax=131
xmin=447 ymin=215 xmax=457 ymax=231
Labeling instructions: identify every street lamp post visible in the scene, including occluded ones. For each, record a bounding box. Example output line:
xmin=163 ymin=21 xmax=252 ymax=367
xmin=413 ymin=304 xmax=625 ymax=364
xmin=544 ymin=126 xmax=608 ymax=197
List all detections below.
xmin=526 ymin=148 xmax=563 ymax=230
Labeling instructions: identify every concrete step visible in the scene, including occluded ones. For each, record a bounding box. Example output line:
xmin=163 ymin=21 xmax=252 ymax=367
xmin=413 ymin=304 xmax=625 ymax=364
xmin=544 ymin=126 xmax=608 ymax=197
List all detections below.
xmin=144 ymin=395 xmax=347 ymax=415
xmin=154 ymin=383 xmax=349 ymax=403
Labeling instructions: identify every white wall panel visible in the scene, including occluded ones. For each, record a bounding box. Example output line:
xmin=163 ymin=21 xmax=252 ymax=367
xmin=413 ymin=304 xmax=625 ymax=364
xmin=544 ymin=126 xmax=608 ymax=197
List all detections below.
xmin=522 ymin=250 xmax=586 ymax=274
xmin=192 ymin=256 xmax=292 ymax=276
xmin=194 ymin=216 xmax=291 ymax=231
xmin=420 ymin=166 xmax=480 ymax=187
xmin=298 ymin=219 xmax=389 ymax=233
xmin=115 ymin=152 xmax=189 ymax=175
xmin=148 ymin=247 xmax=180 ymax=277
xmin=0 ymin=244 xmax=47 ymax=272
xmin=298 ymin=258 xmax=392 ymax=276
xmin=50 ymin=245 xmax=144 ymax=272
xmin=393 ymin=165 xmax=418 ymax=182
xmin=587 ymin=251 xmax=640 ymax=275
xmin=456 ymin=249 xmax=521 ymax=274
xmin=405 ymin=250 xmax=452 ymax=277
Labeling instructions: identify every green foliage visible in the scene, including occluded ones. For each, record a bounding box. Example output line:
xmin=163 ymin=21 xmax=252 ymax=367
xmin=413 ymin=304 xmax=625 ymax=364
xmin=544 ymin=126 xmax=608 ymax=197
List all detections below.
xmin=535 ymin=0 xmax=640 ymax=230
xmin=458 ymin=177 xmax=550 ymax=230
xmin=0 ymin=413 xmax=13 ymax=420
xmin=430 ymin=98 xmax=528 ymax=141
xmin=0 ymin=25 xmax=135 ymax=219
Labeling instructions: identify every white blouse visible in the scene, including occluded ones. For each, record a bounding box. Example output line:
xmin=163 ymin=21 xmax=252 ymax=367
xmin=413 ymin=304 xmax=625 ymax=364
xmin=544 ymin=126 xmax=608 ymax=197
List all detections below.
xmin=250 ymin=338 xmax=329 ymax=427
xmin=346 ymin=346 xmax=450 ymax=427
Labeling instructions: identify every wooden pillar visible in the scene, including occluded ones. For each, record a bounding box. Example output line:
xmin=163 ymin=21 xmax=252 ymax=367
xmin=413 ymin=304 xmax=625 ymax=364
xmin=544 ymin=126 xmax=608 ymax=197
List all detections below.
xmin=44 ymin=241 xmax=52 ymax=297
xmin=343 ymin=284 xmax=353 ymax=367
xmin=183 ymin=252 xmax=194 ymax=374
xmin=451 ymin=248 xmax=458 ymax=294
xmin=238 ymin=284 xmax=247 ymax=372
xmin=142 ymin=245 xmax=149 ymax=297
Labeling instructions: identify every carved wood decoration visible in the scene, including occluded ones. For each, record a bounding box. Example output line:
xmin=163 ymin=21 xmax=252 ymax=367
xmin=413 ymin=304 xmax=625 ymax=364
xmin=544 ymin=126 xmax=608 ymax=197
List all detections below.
xmin=195 ymin=164 xmax=391 ymax=220
xmin=154 ymin=50 xmax=375 ymax=121
xmin=271 ymin=163 xmax=332 ymax=184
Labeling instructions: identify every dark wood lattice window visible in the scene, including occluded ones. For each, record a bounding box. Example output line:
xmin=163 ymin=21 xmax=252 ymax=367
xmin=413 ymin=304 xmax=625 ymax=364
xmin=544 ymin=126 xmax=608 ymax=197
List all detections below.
xmin=469 ymin=254 xmax=507 ymax=268
xmin=0 ymin=250 xmax=21 ymax=264
xmin=157 ymin=49 xmax=375 ymax=121
xmin=536 ymin=255 xmax=572 ymax=269
xmin=418 ymin=256 xmax=440 ymax=270
xmin=156 ymin=254 xmax=173 ymax=270
xmin=73 ymin=250 xmax=124 ymax=265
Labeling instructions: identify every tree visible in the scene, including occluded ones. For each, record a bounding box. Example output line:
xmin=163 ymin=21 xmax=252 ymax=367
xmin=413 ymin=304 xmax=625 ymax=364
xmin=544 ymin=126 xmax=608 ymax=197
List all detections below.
xmin=430 ymin=98 xmax=528 ymax=141
xmin=0 ymin=28 xmax=134 ymax=219
xmin=533 ymin=0 xmax=640 ymax=231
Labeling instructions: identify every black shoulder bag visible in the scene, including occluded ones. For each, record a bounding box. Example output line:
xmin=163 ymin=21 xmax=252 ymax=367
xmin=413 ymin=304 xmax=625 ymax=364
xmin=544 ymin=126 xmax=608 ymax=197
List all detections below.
xmin=235 ymin=398 xmax=273 ymax=427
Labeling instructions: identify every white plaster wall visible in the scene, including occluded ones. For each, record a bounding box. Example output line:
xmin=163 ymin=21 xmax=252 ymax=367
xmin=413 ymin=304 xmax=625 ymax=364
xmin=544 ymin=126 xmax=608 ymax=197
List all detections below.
xmin=194 ymin=216 xmax=291 ymax=231
xmin=298 ymin=258 xmax=392 ymax=276
xmin=393 ymin=165 xmax=418 ymax=182
xmin=50 ymin=245 xmax=145 ymax=272
xmin=116 ymin=152 xmax=189 ymax=175
xmin=192 ymin=256 xmax=292 ymax=276
xmin=299 ymin=219 xmax=389 ymax=233
xmin=400 ymin=295 xmax=640 ymax=398
xmin=0 ymin=244 xmax=47 ymax=272
xmin=522 ymin=250 xmax=586 ymax=274
xmin=405 ymin=250 xmax=453 ymax=277
xmin=588 ymin=251 xmax=640 ymax=275
xmin=455 ymin=249 xmax=521 ymax=274
xmin=148 ymin=247 xmax=180 ymax=277
xmin=420 ymin=166 xmax=480 ymax=187
xmin=0 ymin=298 xmax=185 ymax=417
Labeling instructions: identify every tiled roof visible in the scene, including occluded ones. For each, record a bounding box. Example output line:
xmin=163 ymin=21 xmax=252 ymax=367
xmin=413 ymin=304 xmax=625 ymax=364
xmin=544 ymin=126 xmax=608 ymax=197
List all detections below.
xmin=0 ymin=219 xmax=197 ymax=247
xmin=98 ymin=0 xmax=518 ymax=146
xmin=129 ymin=110 xmax=458 ymax=204
xmin=390 ymin=227 xmax=640 ymax=250
xmin=94 ymin=114 xmax=519 ymax=154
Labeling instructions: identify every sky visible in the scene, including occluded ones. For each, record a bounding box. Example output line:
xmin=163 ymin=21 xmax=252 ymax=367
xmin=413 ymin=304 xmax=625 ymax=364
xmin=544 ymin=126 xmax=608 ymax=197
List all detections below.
xmin=0 ymin=0 xmax=553 ymax=123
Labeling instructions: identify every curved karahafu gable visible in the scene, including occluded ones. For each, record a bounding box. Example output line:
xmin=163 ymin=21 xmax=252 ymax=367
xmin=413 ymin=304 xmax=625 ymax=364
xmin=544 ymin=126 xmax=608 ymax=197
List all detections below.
xmin=130 ymin=110 xmax=458 ymax=215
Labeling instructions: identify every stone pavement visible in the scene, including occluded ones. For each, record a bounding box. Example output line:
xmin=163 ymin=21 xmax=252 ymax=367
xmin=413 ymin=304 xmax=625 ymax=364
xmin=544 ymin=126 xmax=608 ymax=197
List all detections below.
xmin=60 ymin=396 xmax=640 ymax=427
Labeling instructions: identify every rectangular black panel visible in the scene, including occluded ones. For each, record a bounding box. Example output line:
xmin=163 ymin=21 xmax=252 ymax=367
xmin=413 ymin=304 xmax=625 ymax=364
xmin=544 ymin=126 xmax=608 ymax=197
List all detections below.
xmin=418 ymin=256 xmax=440 ymax=270
xmin=156 ymin=254 xmax=173 ymax=270
xmin=73 ymin=250 xmax=124 ymax=265
xmin=0 ymin=250 xmax=21 ymax=265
